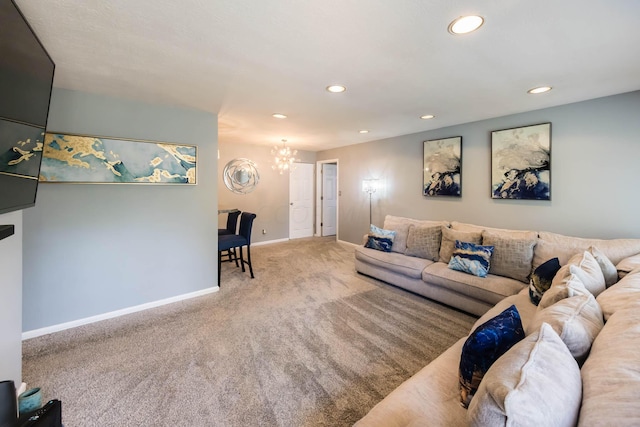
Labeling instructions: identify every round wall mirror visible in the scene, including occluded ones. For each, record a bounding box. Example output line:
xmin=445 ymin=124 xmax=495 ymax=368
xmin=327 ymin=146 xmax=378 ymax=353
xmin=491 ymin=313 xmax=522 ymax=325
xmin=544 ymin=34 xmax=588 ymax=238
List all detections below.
xmin=223 ymin=158 xmax=260 ymax=194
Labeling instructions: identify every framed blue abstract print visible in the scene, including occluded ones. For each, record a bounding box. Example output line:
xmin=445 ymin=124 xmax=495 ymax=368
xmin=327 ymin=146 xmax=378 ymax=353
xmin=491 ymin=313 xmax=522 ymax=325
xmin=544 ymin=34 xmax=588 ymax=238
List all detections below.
xmin=491 ymin=123 xmax=551 ymax=200
xmin=423 ymin=136 xmax=462 ymax=197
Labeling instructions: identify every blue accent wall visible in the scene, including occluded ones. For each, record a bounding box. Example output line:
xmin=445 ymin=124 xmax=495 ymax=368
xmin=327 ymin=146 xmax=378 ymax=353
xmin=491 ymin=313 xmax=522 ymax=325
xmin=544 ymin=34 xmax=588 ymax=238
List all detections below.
xmin=22 ymin=88 xmax=218 ymax=331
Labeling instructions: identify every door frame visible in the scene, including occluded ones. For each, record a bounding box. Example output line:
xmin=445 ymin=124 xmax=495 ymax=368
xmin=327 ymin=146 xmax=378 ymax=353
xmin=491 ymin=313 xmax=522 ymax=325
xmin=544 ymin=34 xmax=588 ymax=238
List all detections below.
xmin=315 ymin=159 xmax=339 ymax=238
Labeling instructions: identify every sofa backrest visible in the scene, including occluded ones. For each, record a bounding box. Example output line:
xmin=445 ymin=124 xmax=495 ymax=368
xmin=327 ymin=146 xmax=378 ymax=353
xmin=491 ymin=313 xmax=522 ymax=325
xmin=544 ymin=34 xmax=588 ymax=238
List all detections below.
xmin=533 ymin=231 xmax=640 ymax=269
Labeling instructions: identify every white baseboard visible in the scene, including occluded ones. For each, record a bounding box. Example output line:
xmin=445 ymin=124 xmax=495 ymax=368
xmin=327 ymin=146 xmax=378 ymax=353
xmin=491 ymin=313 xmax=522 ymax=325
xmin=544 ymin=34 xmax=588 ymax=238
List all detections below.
xmin=338 ymin=239 xmax=359 ymax=248
xmin=22 ymin=286 xmax=219 ymax=340
xmin=253 ymin=238 xmax=289 ymax=246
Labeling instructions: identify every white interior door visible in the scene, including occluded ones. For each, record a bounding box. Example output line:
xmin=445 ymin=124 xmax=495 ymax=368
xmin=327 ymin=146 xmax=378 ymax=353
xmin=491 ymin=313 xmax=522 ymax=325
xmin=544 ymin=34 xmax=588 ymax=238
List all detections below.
xmin=322 ymin=163 xmax=337 ymax=236
xmin=289 ymin=163 xmax=314 ymax=239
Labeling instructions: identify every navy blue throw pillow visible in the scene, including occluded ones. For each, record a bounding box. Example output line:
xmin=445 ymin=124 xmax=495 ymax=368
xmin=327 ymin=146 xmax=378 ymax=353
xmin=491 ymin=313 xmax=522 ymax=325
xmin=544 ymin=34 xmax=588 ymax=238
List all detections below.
xmin=459 ymin=305 xmax=525 ymax=408
xmin=529 ymin=257 xmax=562 ymax=305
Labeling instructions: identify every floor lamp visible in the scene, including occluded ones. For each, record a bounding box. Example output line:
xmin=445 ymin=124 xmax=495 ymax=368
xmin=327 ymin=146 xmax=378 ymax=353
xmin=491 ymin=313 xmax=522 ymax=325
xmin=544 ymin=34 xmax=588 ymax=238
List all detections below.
xmin=362 ymin=179 xmax=378 ymax=225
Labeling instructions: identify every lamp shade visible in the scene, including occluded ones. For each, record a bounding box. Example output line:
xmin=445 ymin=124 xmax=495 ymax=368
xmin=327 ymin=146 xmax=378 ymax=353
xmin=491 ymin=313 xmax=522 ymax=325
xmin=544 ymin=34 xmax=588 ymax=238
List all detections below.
xmin=362 ymin=179 xmax=378 ymax=194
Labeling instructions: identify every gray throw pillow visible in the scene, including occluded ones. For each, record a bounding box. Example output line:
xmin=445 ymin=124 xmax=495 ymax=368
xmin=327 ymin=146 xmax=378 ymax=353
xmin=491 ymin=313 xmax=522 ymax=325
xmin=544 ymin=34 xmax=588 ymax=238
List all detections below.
xmin=405 ymin=225 xmax=442 ymax=261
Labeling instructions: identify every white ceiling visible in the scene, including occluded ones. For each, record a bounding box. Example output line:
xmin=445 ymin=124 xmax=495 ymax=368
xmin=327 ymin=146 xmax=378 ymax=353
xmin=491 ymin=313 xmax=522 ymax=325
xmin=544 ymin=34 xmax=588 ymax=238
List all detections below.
xmin=15 ymin=0 xmax=640 ymax=151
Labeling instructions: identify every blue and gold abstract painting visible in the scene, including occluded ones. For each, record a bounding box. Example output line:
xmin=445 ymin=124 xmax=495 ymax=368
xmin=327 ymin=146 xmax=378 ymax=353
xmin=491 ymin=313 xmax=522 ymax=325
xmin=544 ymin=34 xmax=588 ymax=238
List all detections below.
xmin=40 ymin=133 xmax=197 ymax=184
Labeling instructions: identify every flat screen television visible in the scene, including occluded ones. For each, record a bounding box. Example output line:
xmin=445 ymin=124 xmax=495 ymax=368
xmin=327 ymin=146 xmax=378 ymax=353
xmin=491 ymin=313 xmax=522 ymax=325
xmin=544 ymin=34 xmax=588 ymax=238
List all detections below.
xmin=0 ymin=0 xmax=55 ymax=216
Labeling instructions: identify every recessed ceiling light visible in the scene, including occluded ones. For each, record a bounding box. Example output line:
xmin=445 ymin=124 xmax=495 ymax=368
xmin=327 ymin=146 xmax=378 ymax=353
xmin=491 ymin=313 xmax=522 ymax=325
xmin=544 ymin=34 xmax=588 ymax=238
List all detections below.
xmin=326 ymin=85 xmax=347 ymax=93
xmin=272 ymin=113 xmax=287 ymax=119
xmin=420 ymin=114 xmax=435 ymax=120
xmin=359 ymin=130 xmax=369 ymax=134
xmin=527 ymin=86 xmax=552 ymax=94
xmin=448 ymin=15 xmax=484 ymax=35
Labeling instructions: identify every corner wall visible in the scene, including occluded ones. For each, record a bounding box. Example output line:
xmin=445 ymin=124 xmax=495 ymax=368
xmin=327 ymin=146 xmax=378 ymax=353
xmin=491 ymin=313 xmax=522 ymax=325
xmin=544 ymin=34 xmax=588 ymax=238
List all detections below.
xmin=0 ymin=211 xmax=22 ymax=385
xmin=318 ymin=91 xmax=640 ymax=244
xmin=22 ymin=88 xmax=218 ymax=332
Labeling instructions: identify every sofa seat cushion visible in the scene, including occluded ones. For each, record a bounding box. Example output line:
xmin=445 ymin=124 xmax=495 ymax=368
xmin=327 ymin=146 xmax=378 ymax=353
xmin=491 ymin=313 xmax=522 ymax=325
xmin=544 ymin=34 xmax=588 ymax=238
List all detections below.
xmin=533 ymin=231 xmax=640 ymax=269
xmin=355 ymin=245 xmax=434 ymax=279
xmin=579 ymin=308 xmax=640 ymax=426
xmin=423 ymin=262 xmax=525 ymax=306
xmin=471 ymin=288 xmax=537 ymax=333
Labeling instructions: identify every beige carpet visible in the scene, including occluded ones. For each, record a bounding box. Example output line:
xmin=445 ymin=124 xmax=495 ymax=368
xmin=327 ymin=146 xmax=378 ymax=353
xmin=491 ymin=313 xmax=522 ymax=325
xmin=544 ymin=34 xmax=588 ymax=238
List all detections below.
xmin=22 ymin=237 xmax=476 ymax=427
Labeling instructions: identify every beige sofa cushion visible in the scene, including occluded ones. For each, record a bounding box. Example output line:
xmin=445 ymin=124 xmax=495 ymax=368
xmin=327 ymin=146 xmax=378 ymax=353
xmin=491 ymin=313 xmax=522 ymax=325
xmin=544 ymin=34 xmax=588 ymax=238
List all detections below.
xmin=533 ymin=231 xmax=640 ymax=269
xmin=616 ymin=253 xmax=640 ymax=279
xmin=383 ymin=215 xmax=448 ymax=254
xmin=526 ymin=293 xmax=604 ymax=364
xmin=471 ymin=288 xmax=537 ymax=333
xmin=468 ymin=323 xmax=582 ymax=427
xmin=596 ymin=268 xmax=640 ymax=321
xmin=579 ymin=308 xmax=640 ymax=426
xmin=538 ymin=273 xmax=590 ymax=310
xmin=481 ymin=230 xmax=537 ymax=283
xmin=405 ymin=225 xmax=442 ymax=261
xmin=355 ymin=246 xmax=434 ymax=279
xmin=423 ymin=262 xmax=525 ymax=306
xmin=438 ymin=227 xmax=482 ymax=264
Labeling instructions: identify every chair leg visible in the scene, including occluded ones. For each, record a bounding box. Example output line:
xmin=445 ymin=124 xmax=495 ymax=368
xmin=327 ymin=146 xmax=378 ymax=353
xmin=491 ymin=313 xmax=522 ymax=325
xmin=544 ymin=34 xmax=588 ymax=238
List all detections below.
xmin=239 ymin=246 xmax=246 ymax=272
xmin=246 ymin=245 xmax=254 ymax=279
xmin=232 ymin=247 xmax=239 ymax=267
xmin=218 ymin=250 xmax=221 ymax=287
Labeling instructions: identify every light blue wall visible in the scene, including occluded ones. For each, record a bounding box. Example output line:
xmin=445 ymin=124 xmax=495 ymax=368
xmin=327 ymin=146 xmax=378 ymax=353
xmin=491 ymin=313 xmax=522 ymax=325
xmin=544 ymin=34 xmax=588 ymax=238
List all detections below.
xmin=318 ymin=91 xmax=640 ymax=244
xmin=22 ymin=88 xmax=218 ymax=332
xmin=0 ymin=211 xmax=23 ymax=385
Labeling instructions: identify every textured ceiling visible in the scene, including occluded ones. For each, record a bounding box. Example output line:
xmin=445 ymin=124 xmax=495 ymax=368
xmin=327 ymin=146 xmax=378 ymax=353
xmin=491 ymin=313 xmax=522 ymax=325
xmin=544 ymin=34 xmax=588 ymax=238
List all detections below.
xmin=15 ymin=0 xmax=640 ymax=151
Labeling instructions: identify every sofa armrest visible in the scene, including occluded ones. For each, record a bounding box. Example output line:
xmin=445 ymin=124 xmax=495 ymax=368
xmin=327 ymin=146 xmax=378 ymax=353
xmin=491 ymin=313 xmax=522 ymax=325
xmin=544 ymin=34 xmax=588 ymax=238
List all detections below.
xmin=616 ymin=253 xmax=640 ymax=279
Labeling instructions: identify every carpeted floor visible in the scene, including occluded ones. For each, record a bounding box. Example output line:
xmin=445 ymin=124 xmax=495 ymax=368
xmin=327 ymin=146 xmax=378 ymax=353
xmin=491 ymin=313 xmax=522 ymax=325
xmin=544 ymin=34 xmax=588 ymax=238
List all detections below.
xmin=22 ymin=237 xmax=476 ymax=427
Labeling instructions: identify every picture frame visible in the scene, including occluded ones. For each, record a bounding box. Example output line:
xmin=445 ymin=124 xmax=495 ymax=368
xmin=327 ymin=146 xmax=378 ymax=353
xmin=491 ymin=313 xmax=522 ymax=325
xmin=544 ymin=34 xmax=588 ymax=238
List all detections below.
xmin=491 ymin=122 xmax=550 ymax=200
xmin=423 ymin=136 xmax=462 ymax=197
xmin=40 ymin=132 xmax=197 ymax=184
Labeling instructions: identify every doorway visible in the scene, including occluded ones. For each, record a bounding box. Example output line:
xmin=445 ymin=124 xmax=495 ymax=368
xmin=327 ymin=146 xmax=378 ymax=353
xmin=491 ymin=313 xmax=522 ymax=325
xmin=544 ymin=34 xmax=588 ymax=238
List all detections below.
xmin=316 ymin=159 xmax=338 ymax=238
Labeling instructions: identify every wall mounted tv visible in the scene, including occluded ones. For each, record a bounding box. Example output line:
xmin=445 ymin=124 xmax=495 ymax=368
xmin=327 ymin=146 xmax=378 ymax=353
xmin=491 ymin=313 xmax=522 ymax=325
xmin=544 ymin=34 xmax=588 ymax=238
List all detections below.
xmin=0 ymin=0 xmax=55 ymax=216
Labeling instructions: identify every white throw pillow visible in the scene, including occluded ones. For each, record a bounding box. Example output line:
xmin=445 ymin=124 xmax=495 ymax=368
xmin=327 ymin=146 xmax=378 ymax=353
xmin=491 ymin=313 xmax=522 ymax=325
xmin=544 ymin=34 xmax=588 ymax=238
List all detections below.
xmin=588 ymin=246 xmax=618 ymax=287
xmin=552 ymin=251 xmax=605 ymax=297
xmin=526 ymin=294 xmax=604 ymax=364
xmin=538 ymin=273 xmax=590 ymax=310
xmin=468 ymin=323 xmax=582 ymax=427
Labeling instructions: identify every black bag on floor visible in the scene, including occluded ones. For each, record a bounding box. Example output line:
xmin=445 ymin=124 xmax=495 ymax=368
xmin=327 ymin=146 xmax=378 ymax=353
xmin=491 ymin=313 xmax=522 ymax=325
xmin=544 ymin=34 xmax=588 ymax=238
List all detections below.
xmin=18 ymin=400 xmax=61 ymax=427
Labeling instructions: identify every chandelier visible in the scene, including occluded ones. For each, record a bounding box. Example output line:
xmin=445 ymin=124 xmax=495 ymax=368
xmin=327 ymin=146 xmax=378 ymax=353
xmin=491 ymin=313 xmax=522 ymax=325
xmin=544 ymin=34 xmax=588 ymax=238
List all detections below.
xmin=271 ymin=139 xmax=298 ymax=174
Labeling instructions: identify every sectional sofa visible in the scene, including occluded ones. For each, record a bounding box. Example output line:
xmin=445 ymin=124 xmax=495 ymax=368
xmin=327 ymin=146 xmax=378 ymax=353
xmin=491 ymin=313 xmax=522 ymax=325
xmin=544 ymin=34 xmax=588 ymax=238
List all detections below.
xmin=354 ymin=215 xmax=640 ymax=426
xmin=355 ymin=215 xmax=640 ymax=316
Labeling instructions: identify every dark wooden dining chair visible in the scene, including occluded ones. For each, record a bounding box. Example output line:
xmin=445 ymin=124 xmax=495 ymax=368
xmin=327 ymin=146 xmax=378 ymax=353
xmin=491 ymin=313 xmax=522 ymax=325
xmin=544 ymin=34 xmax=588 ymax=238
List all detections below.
xmin=218 ymin=212 xmax=257 ymax=286
xmin=218 ymin=210 xmax=241 ymax=265
xmin=218 ymin=210 xmax=241 ymax=236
